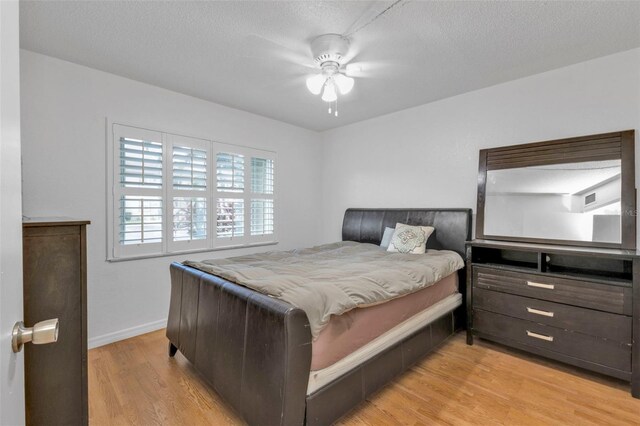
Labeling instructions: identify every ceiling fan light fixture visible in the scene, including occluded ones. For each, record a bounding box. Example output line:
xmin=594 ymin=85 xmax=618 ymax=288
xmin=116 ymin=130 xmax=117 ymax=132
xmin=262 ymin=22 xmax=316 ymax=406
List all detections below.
xmin=306 ymin=74 xmax=325 ymax=95
xmin=306 ymin=34 xmax=355 ymax=115
xmin=334 ymin=73 xmax=354 ymax=95
xmin=321 ymin=79 xmax=337 ymax=102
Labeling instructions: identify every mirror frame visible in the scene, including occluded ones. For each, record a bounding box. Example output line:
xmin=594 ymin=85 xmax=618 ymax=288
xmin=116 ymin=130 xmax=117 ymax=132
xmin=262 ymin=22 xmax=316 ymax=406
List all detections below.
xmin=476 ymin=130 xmax=636 ymax=250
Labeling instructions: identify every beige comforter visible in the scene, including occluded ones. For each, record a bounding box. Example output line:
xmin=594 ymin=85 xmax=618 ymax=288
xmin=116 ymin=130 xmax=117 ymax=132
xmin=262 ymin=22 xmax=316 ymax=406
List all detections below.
xmin=184 ymin=241 xmax=464 ymax=339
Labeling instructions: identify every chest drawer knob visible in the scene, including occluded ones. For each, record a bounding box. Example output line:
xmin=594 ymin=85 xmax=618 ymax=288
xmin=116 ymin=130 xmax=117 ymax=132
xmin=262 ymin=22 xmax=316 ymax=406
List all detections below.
xmin=526 ymin=281 xmax=554 ymax=290
xmin=526 ymin=330 xmax=554 ymax=342
xmin=526 ymin=307 xmax=555 ymax=317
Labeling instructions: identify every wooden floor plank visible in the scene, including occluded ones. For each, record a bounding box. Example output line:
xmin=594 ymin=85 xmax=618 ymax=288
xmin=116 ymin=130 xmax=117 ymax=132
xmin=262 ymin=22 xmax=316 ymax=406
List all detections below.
xmin=88 ymin=330 xmax=640 ymax=425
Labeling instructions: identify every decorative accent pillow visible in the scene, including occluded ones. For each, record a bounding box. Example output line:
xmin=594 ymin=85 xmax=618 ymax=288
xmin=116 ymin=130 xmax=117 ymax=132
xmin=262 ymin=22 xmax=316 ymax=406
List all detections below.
xmin=387 ymin=223 xmax=434 ymax=254
xmin=379 ymin=227 xmax=395 ymax=249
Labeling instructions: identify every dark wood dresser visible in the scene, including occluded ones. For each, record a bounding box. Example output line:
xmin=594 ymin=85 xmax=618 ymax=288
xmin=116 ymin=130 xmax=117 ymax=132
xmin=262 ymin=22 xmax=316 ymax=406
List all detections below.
xmin=23 ymin=218 xmax=89 ymax=425
xmin=466 ymin=239 xmax=639 ymax=398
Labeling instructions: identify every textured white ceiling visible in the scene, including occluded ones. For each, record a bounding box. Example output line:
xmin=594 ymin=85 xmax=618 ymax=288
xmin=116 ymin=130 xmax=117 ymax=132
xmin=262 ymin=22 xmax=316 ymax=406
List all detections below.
xmin=20 ymin=1 xmax=640 ymax=131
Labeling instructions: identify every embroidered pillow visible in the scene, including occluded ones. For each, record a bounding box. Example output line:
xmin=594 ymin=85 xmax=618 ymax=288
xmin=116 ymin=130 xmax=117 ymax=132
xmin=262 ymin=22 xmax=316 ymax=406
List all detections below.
xmin=387 ymin=223 xmax=434 ymax=254
xmin=379 ymin=227 xmax=395 ymax=249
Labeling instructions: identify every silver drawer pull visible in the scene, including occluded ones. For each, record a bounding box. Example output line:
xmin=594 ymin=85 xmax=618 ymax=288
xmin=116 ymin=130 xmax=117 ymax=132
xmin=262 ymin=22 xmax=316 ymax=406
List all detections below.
xmin=526 ymin=281 xmax=554 ymax=290
xmin=526 ymin=307 xmax=554 ymax=318
xmin=526 ymin=330 xmax=554 ymax=342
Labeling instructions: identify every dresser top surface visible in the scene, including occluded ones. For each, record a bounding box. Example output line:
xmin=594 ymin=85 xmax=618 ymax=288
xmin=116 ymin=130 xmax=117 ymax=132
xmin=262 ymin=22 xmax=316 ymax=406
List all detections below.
xmin=468 ymin=239 xmax=639 ymax=259
xmin=23 ymin=217 xmax=91 ymax=227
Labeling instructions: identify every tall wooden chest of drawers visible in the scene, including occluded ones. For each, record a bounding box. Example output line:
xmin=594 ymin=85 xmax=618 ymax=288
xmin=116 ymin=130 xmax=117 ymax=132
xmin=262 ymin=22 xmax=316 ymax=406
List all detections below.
xmin=23 ymin=218 xmax=90 ymax=425
xmin=466 ymin=239 xmax=639 ymax=398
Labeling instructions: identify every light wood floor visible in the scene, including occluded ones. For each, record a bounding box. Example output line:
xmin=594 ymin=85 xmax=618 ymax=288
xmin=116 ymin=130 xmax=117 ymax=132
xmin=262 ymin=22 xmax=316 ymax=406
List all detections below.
xmin=88 ymin=330 xmax=640 ymax=425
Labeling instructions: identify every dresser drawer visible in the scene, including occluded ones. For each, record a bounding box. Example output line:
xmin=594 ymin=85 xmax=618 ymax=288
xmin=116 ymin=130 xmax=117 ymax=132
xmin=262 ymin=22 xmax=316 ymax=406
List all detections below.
xmin=473 ymin=288 xmax=631 ymax=343
xmin=474 ymin=310 xmax=631 ymax=372
xmin=473 ymin=266 xmax=631 ymax=315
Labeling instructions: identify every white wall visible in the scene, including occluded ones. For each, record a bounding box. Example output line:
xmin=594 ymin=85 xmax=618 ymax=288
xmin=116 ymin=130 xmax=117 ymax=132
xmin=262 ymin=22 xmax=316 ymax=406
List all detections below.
xmin=20 ymin=50 xmax=323 ymax=347
xmin=320 ymin=48 xmax=640 ymax=244
xmin=1 ymin=1 xmax=25 ymax=424
xmin=20 ymin=46 xmax=640 ymax=347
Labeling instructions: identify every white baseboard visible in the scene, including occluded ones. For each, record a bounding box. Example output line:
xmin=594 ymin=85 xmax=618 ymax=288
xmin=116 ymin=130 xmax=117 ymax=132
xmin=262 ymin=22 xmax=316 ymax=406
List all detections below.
xmin=88 ymin=319 xmax=167 ymax=349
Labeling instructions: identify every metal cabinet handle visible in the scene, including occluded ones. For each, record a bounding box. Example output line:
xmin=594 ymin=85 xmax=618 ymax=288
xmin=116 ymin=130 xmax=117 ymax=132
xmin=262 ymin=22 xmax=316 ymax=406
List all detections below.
xmin=12 ymin=318 xmax=59 ymax=353
xmin=526 ymin=330 xmax=554 ymax=342
xmin=527 ymin=281 xmax=554 ymax=290
xmin=526 ymin=307 xmax=555 ymax=317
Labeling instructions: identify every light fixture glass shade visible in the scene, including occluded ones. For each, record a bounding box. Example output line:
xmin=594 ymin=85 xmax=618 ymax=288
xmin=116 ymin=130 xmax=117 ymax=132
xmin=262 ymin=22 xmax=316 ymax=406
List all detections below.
xmin=306 ymin=74 xmax=325 ymax=95
xmin=334 ymin=74 xmax=354 ymax=95
xmin=321 ymin=79 xmax=337 ymax=102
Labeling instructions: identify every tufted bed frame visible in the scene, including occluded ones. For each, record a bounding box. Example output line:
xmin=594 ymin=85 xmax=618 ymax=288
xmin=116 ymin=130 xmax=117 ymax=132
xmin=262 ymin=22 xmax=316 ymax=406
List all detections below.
xmin=166 ymin=208 xmax=472 ymax=425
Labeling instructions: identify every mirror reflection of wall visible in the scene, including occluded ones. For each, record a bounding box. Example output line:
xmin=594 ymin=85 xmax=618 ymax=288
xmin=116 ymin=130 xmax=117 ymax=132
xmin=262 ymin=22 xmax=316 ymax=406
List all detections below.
xmin=484 ymin=160 xmax=621 ymax=243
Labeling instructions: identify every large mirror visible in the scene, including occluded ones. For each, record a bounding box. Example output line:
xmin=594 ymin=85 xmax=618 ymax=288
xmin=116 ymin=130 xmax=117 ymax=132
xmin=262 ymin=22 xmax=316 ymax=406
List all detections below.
xmin=484 ymin=160 xmax=622 ymax=244
xmin=476 ymin=130 xmax=636 ymax=249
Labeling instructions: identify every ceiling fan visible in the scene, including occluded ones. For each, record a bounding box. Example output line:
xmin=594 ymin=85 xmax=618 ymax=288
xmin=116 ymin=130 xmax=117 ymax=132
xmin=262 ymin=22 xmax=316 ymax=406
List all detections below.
xmin=304 ymin=1 xmax=408 ymax=116
xmin=304 ymin=34 xmax=356 ymax=116
xmin=240 ymin=1 xmax=407 ymax=117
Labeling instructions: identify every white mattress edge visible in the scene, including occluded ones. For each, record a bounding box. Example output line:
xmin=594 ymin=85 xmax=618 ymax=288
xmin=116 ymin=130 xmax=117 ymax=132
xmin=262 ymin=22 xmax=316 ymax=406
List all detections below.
xmin=307 ymin=292 xmax=463 ymax=395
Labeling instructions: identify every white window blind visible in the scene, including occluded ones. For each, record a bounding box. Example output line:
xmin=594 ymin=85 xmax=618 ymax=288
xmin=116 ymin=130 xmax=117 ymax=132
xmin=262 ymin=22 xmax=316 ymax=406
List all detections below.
xmin=173 ymin=146 xmax=207 ymax=191
xmin=109 ymin=124 xmax=276 ymax=260
xmin=216 ymin=153 xmax=245 ymax=193
xmin=119 ymin=196 xmax=163 ymax=244
xmin=249 ymin=156 xmax=275 ymax=240
xmin=251 ymin=158 xmax=274 ymax=194
xmin=173 ymin=197 xmax=207 ymax=241
xmin=216 ymin=198 xmax=244 ymax=238
xmin=215 ymin=152 xmax=247 ymax=243
xmin=120 ymin=138 xmax=163 ymax=188
xmin=167 ymin=135 xmax=210 ymax=251
xmin=112 ymin=125 xmax=164 ymax=258
xmin=251 ymin=199 xmax=274 ymax=236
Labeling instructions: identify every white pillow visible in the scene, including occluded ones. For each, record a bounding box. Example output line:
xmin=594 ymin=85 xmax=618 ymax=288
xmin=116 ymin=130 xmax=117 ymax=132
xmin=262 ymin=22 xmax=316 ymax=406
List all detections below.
xmin=387 ymin=223 xmax=434 ymax=254
xmin=379 ymin=227 xmax=395 ymax=249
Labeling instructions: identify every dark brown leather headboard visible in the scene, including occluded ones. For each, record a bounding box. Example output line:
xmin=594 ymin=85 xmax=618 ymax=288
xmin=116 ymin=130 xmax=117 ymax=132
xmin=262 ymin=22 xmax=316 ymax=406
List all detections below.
xmin=342 ymin=208 xmax=472 ymax=256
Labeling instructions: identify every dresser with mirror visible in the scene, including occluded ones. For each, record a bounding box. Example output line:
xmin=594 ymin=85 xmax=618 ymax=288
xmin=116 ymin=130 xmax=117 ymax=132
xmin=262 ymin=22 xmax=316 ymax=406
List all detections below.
xmin=466 ymin=130 xmax=639 ymax=398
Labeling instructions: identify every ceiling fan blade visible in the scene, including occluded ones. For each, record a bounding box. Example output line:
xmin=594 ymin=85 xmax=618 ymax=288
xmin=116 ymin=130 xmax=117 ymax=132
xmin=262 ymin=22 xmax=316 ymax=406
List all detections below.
xmin=345 ymin=60 xmax=400 ymax=79
xmin=345 ymin=62 xmax=364 ymax=77
xmin=240 ymin=34 xmax=315 ymax=69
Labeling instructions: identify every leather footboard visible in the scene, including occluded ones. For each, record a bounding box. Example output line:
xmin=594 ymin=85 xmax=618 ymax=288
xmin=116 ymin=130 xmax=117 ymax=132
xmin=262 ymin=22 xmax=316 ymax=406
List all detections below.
xmin=305 ymin=311 xmax=457 ymax=425
xmin=166 ymin=262 xmax=312 ymax=426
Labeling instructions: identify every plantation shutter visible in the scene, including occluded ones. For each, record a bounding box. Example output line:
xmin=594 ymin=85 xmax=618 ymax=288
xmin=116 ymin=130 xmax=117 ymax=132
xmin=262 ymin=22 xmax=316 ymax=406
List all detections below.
xmin=251 ymin=157 xmax=274 ymax=194
xmin=250 ymin=199 xmax=274 ymax=236
xmin=109 ymin=124 xmax=277 ymax=259
xmin=113 ymin=125 xmax=164 ymax=258
xmin=216 ymin=198 xmax=244 ymax=238
xmin=167 ymin=134 xmax=210 ymax=251
xmin=215 ymin=152 xmax=246 ymax=241
xmin=172 ymin=145 xmax=207 ymax=191
xmin=216 ymin=153 xmax=245 ymax=192
xmin=250 ymin=156 xmax=275 ymax=238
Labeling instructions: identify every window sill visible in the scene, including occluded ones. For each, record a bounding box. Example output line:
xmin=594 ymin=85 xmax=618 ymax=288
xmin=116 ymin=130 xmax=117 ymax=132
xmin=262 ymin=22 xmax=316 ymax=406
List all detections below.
xmin=106 ymin=240 xmax=279 ymax=262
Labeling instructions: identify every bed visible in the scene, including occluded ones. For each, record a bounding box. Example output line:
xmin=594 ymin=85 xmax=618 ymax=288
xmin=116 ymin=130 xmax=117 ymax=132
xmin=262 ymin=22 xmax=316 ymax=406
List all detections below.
xmin=166 ymin=208 xmax=472 ymax=425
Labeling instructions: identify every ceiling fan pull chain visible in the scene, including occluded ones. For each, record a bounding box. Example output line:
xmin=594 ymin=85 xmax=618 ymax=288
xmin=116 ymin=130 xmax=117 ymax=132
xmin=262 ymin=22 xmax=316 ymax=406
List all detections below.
xmin=335 ymin=99 xmax=339 ymax=117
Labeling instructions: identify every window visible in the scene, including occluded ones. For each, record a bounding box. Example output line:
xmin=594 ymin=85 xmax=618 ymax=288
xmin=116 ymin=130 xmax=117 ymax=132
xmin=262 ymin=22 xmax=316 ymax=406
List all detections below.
xmin=109 ymin=124 xmax=276 ymax=259
xmin=250 ymin=158 xmax=275 ymax=237
xmin=215 ymin=152 xmax=246 ymax=241
xmin=213 ymin=150 xmax=275 ymax=244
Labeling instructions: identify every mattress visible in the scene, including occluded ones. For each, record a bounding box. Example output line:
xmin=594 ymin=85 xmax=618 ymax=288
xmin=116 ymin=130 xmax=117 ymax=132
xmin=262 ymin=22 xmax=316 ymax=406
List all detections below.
xmin=311 ymin=272 xmax=458 ymax=370
xmin=184 ymin=242 xmax=464 ymax=339
xmin=307 ymin=292 xmax=462 ymax=395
